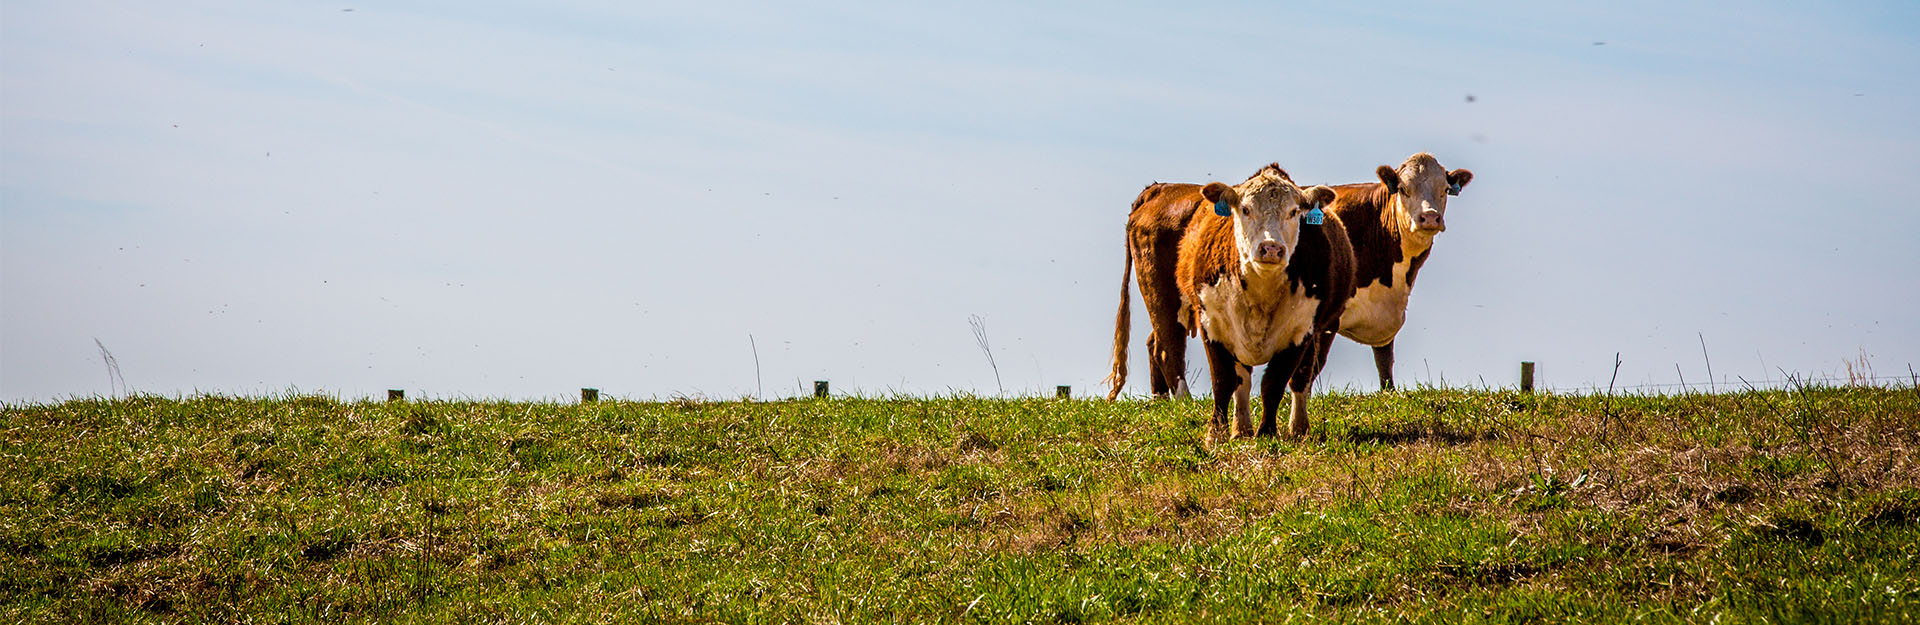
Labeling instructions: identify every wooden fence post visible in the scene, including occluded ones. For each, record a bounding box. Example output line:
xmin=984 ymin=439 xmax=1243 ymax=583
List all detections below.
xmin=1521 ymin=362 xmax=1536 ymax=393
xmin=388 ymin=389 xmax=404 ymax=402
xmin=1056 ymin=385 xmax=1071 ymax=398
xmin=814 ymin=381 xmax=829 ymax=398
xmin=581 ymin=388 xmax=599 ymax=403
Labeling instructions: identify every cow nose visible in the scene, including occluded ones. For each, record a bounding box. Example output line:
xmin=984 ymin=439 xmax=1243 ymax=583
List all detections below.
xmin=1418 ymin=210 xmax=1445 ymax=230
xmin=1255 ymin=241 xmax=1284 ymax=262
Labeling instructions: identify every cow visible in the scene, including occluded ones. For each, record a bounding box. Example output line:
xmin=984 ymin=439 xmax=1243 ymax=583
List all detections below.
xmin=1127 ymin=164 xmax=1351 ymax=440
xmin=1104 ymin=153 xmax=1471 ymax=397
xmin=1326 ymin=153 xmax=1472 ymax=390
xmin=1102 ymin=180 xmax=1208 ymax=400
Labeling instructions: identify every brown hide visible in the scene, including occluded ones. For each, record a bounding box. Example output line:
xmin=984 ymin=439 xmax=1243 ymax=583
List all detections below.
xmin=1111 ymin=156 xmax=1470 ymax=395
xmin=1105 ymin=165 xmax=1298 ymax=399
xmin=1105 ymin=182 xmax=1206 ymax=399
xmin=1175 ymin=199 xmax=1353 ymax=355
xmin=1174 ymin=177 xmax=1352 ymax=438
xmin=1326 ymin=182 xmax=1430 ymax=291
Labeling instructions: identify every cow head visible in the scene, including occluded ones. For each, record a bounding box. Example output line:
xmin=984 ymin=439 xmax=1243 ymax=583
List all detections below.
xmin=1376 ymin=153 xmax=1472 ymax=235
xmin=1201 ymin=163 xmax=1336 ymax=271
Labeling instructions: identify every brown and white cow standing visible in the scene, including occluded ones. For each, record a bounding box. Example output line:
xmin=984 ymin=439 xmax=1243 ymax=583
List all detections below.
xmin=1103 ymin=180 xmax=1209 ymax=400
xmin=1105 ymin=153 xmax=1470 ymax=397
xmin=1325 ymin=153 xmax=1472 ymax=390
xmin=1171 ymin=164 xmax=1351 ymax=439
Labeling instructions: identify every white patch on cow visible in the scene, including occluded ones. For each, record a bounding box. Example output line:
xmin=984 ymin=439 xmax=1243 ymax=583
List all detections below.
xmin=1230 ymin=204 xmax=1301 ymax=268
xmin=1197 ymin=271 xmax=1321 ymax=367
xmin=1338 ymin=258 xmax=1414 ymax=346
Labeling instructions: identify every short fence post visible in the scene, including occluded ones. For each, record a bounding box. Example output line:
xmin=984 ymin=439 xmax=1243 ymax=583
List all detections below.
xmin=1520 ymin=362 xmax=1536 ymax=393
xmin=1056 ymin=385 xmax=1071 ymax=398
xmin=388 ymin=389 xmax=404 ymax=402
xmin=814 ymin=381 xmax=829 ymax=398
xmin=581 ymin=388 xmax=599 ymax=403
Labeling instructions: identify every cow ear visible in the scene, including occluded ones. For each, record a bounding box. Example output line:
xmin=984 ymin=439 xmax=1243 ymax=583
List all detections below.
xmin=1201 ymin=182 xmax=1238 ymax=216
xmin=1303 ymin=185 xmax=1336 ymax=209
xmin=1446 ymin=168 xmax=1473 ymax=196
xmin=1376 ymin=165 xmax=1400 ymax=195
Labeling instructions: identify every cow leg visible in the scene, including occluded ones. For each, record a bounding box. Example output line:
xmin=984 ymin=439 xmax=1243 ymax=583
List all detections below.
xmin=1258 ymin=341 xmax=1314 ymax=437
xmin=1313 ymin=330 xmax=1338 ymax=379
xmin=1146 ymin=331 xmax=1171 ymax=398
xmin=1202 ymin=340 xmax=1243 ymax=443
xmin=1150 ymin=312 xmax=1191 ymax=400
xmin=1160 ymin=331 xmax=1191 ymax=400
xmin=1373 ymin=341 xmax=1395 ymax=391
xmin=1257 ymin=363 xmax=1285 ymax=438
xmin=1233 ymin=365 xmax=1253 ymax=438
xmin=1288 ymin=339 xmax=1324 ymax=437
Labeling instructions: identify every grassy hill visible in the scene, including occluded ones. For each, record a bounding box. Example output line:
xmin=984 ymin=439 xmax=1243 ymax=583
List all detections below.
xmin=3 ymin=388 xmax=1917 ymax=623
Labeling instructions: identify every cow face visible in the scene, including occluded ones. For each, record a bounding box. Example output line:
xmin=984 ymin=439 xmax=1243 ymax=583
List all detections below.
xmin=1202 ymin=167 xmax=1335 ymax=271
xmin=1376 ymin=153 xmax=1472 ymax=234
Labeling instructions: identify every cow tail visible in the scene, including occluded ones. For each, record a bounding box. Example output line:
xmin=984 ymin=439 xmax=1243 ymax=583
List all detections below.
xmin=1104 ymin=235 xmax=1134 ymax=400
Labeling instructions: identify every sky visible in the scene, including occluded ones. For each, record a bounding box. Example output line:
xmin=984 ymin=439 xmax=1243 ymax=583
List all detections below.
xmin=3 ymin=1 xmax=1917 ymax=403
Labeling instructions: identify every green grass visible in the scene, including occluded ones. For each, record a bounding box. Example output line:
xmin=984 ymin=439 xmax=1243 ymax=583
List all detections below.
xmin=3 ymin=387 xmax=1917 ymax=623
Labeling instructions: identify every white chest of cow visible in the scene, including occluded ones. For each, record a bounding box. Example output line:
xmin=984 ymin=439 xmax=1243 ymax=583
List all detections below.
xmin=1196 ymin=268 xmax=1321 ymax=367
xmin=1339 ymin=259 xmax=1414 ymax=346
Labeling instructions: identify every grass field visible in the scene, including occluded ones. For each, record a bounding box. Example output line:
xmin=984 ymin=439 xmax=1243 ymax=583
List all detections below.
xmin=3 ymin=387 xmax=1917 ymax=623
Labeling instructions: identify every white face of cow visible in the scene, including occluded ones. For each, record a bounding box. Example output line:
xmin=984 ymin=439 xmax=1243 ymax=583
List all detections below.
xmin=1378 ymin=153 xmax=1472 ymax=236
xmin=1202 ymin=169 xmax=1334 ymax=272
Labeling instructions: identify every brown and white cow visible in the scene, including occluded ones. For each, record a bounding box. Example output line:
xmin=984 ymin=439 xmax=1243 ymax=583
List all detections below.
xmin=1103 ymin=179 xmax=1209 ymax=400
xmin=1165 ymin=164 xmax=1351 ymax=439
xmin=1325 ymin=152 xmax=1472 ymax=390
xmin=1103 ymin=165 xmax=1326 ymax=401
xmin=1104 ymin=154 xmax=1470 ymax=397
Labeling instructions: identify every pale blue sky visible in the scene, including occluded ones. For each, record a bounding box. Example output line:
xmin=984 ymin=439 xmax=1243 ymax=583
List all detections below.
xmin=4 ymin=1 xmax=1917 ymax=401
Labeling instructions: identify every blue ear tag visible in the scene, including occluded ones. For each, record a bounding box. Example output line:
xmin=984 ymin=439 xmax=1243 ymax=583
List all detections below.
xmin=1213 ymin=199 xmax=1231 ymax=217
xmin=1447 ymin=182 xmax=1462 ymax=196
xmin=1302 ymin=206 xmax=1325 ymax=225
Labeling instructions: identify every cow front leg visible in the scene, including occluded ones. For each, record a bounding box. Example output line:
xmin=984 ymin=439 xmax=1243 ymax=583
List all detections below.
xmin=1202 ymin=340 xmax=1243 ymax=443
xmin=1288 ymin=340 xmax=1326 ymax=437
xmin=1373 ymin=341 xmax=1395 ymax=391
xmin=1313 ymin=330 xmax=1338 ymax=379
xmin=1258 ymin=341 xmax=1314 ymax=437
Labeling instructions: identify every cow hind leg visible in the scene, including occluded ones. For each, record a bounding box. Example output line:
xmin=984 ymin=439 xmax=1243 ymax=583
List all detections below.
xmin=1373 ymin=342 xmax=1395 ymax=392
xmin=1149 ymin=310 xmax=1191 ymax=400
xmin=1233 ymin=366 xmax=1253 ymax=438
xmin=1146 ymin=331 xmax=1170 ymax=398
xmin=1159 ymin=331 xmax=1191 ymax=400
xmin=1257 ymin=364 xmax=1285 ymax=438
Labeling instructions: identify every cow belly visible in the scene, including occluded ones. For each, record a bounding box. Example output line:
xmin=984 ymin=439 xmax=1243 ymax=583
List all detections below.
xmin=1198 ymin=280 xmax=1319 ymax=366
xmin=1339 ymin=282 xmax=1410 ymax=346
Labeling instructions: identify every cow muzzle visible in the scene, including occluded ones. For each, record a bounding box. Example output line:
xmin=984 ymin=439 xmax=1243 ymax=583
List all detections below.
xmin=1415 ymin=210 xmax=1445 ymax=232
xmin=1253 ymin=241 xmax=1285 ymax=264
